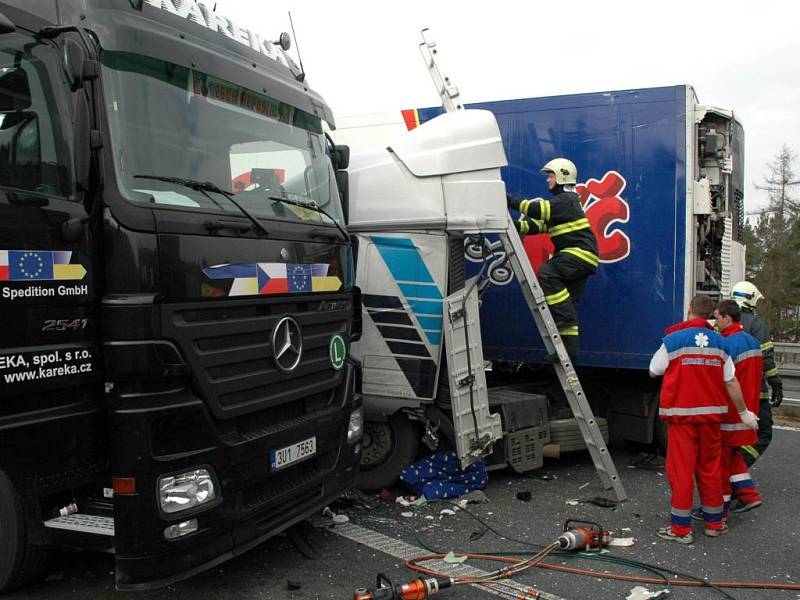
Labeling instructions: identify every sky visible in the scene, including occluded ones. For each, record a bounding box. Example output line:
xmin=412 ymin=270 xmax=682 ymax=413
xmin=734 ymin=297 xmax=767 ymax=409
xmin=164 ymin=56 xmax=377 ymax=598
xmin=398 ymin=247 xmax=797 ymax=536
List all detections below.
xmin=217 ymin=0 xmax=800 ymax=214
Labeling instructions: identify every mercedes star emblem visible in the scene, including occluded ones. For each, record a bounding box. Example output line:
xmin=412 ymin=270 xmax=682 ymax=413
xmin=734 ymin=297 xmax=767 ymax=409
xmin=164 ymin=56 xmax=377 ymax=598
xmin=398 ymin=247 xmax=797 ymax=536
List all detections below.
xmin=271 ymin=316 xmax=303 ymax=373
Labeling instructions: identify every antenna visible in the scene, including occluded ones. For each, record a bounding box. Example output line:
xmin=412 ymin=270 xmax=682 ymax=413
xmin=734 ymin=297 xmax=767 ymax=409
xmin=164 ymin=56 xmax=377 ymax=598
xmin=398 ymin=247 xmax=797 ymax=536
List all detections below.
xmin=288 ymin=11 xmax=306 ymax=83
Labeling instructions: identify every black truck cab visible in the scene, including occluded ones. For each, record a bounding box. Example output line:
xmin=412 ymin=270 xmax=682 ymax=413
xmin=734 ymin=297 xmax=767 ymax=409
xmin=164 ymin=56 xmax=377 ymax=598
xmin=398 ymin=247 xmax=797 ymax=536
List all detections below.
xmin=0 ymin=0 xmax=361 ymax=590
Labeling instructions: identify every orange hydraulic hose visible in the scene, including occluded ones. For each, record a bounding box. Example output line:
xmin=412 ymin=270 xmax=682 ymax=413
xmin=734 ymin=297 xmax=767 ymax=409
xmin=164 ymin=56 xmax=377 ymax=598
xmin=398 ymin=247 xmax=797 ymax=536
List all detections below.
xmin=405 ymin=552 xmax=800 ymax=591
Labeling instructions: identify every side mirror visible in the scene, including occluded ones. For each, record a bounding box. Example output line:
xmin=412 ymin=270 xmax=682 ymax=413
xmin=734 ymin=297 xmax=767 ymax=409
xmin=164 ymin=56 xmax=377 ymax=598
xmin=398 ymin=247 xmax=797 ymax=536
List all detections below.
xmin=72 ymin=92 xmax=91 ymax=194
xmin=62 ymin=39 xmax=99 ymax=91
xmin=331 ymin=144 xmax=350 ymax=170
xmin=0 ymin=11 xmax=15 ymax=34
xmin=0 ymin=67 xmax=31 ymax=111
xmin=335 ymin=170 xmax=349 ymax=224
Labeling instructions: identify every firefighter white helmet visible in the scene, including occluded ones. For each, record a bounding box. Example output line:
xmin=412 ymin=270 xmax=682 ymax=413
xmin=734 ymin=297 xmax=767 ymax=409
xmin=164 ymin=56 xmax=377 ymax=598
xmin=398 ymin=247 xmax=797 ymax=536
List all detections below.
xmin=731 ymin=281 xmax=764 ymax=309
xmin=540 ymin=158 xmax=577 ymax=185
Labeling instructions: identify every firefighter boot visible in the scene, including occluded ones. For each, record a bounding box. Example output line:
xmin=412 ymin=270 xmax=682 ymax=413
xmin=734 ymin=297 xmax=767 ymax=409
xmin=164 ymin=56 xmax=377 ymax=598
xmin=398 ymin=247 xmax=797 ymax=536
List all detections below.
xmin=544 ymin=336 xmax=579 ymax=364
xmin=562 ymin=335 xmax=579 ymax=362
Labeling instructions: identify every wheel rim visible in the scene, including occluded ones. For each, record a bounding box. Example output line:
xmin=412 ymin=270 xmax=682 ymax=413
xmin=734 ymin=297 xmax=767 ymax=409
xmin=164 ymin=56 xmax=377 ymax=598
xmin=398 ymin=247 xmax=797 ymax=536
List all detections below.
xmin=360 ymin=421 xmax=394 ymax=468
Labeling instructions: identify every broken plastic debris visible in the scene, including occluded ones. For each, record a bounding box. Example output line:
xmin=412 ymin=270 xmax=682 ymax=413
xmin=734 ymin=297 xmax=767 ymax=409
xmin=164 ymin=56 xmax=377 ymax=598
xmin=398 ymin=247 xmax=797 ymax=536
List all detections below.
xmin=439 ymin=509 xmax=456 ymax=518
xmin=410 ymin=496 xmax=428 ymax=507
xmin=566 ymin=499 xmax=579 ymax=506
xmin=443 ymin=551 xmax=468 ymax=564
xmin=578 ymin=482 xmax=590 ymax=490
xmin=400 ymin=511 xmax=414 ymax=518
xmin=332 ymin=513 xmax=349 ymax=524
xmin=608 ymin=537 xmax=635 ymax=547
xmin=462 ymin=490 xmax=489 ymax=504
xmin=626 ymin=586 xmax=670 ymax=600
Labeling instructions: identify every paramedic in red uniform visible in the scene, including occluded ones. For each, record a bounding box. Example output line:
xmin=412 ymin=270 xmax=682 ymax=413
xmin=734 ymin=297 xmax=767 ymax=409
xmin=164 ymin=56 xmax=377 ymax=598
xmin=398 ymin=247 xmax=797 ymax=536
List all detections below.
xmin=649 ymin=294 xmax=758 ymax=544
xmin=714 ymin=300 xmax=764 ymax=515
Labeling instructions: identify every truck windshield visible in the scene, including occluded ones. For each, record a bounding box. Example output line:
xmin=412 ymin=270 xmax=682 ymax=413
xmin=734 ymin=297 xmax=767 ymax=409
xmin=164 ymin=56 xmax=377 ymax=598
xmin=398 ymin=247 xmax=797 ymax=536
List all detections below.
xmin=100 ymin=51 xmax=343 ymax=226
xmin=0 ymin=34 xmax=70 ymax=198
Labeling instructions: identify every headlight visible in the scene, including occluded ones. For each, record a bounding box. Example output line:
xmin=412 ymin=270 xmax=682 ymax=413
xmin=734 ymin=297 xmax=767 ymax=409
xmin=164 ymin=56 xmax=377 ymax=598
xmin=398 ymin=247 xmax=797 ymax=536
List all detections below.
xmin=347 ymin=407 xmax=363 ymax=444
xmin=158 ymin=468 xmax=216 ymax=515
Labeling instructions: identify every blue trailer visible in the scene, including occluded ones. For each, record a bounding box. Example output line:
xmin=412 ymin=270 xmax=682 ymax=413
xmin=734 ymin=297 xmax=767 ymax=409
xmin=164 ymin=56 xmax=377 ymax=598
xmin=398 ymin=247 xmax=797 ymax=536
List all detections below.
xmin=413 ymin=85 xmax=745 ymax=370
xmin=334 ymin=85 xmax=745 ymax=485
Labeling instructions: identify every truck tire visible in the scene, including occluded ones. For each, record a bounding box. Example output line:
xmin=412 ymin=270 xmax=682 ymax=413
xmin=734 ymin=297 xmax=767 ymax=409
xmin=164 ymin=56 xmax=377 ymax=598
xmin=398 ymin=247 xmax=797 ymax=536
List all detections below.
xmin=548 ymin=417 xmax=609 ymax=453
xmin=356 ymin=414 xmax=419 ymax=491
xmin=0 ymin=471 xmax=52 ymax=592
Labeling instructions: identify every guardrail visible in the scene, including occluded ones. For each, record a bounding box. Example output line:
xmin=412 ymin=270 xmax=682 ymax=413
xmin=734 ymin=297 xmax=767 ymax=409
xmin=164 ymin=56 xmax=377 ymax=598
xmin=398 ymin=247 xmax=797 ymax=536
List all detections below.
xmin=775 ymin=342 xmax=800 ymax=368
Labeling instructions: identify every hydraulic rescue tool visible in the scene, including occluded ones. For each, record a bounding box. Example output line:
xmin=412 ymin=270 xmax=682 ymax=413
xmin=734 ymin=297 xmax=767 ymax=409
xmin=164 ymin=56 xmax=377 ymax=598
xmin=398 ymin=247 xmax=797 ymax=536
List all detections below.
xmin=353 ymin=574 xmax=454 ymax=600
xmin=556 ymin=519 xmax=610 ymax=552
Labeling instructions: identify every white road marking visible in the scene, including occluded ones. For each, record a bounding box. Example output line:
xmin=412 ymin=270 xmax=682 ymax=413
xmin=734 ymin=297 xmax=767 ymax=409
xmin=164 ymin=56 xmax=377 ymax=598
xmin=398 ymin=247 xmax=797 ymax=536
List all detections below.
xmin=330 ymin=521 xmax=567 ymax=600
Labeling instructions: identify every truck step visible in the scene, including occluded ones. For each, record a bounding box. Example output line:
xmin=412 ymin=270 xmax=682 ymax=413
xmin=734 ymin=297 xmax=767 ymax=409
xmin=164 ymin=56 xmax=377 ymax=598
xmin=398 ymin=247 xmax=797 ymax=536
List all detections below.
xmin=44 ymin=513 xmax=115 ymax=536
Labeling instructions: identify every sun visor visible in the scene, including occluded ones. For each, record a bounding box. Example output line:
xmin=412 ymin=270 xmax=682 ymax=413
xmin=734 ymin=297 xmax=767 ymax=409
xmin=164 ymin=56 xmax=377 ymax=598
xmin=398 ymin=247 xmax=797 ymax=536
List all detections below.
xmin=389 ymin=110 xmax=507 ymax=177
xmin=81 ymin=7 xmax=335 ymax=129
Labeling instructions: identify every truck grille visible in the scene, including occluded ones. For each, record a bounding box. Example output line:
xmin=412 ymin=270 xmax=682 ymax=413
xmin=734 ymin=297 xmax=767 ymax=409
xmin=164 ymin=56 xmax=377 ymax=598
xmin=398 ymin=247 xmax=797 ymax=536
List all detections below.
xmin=161 ymin=294 xmax=350 ymax=419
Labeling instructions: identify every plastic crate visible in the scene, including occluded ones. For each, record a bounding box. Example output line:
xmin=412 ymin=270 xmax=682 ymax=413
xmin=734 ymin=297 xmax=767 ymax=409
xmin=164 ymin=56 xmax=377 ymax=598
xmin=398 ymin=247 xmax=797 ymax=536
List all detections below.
xmin=485 ymin=426 xmax=545 ymax=473
xmin=488 ymin=388 xmax=548 ymax=433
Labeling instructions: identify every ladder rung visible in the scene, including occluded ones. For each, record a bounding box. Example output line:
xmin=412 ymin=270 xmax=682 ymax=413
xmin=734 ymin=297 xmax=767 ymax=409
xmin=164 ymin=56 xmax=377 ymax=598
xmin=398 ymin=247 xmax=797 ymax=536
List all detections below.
xmin=500 ymin=217 xmax=628 ymax=502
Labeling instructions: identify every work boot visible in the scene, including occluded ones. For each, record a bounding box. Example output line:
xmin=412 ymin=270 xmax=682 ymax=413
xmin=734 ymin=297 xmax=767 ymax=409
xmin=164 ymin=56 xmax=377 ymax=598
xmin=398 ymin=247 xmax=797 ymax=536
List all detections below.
xmin=690 ymin=507 xmax=704 ymax=521
xmin=561 ymin=336 xmax=579 ymax=362
xmin=729 ymin=498 xmax=762 ymax=513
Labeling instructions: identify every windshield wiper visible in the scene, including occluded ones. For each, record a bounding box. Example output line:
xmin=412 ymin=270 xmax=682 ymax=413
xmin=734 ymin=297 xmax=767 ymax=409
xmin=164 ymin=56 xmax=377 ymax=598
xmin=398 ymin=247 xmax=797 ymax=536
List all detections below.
xmin=134 ymin=175 xmax=270 ymax=238
xmin=268 ymin=195 xmax=350 ymax=243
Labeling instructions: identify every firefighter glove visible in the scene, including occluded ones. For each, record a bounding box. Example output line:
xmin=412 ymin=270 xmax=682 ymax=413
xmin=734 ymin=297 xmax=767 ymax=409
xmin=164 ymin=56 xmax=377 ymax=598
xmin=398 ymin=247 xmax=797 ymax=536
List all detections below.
xmin=738 ymin=409 xmax=759 ymax=431
xmin=768 ymin=375 xmax=783 ymax=407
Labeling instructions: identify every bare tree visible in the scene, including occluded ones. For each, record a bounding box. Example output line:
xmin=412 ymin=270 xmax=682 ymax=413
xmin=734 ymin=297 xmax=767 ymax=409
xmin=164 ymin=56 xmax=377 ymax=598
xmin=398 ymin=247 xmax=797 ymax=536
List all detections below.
xmin=753 ymin=145 xmax=800 ymax=220
xmin=747 ymin=145 xmax=800 ymax=341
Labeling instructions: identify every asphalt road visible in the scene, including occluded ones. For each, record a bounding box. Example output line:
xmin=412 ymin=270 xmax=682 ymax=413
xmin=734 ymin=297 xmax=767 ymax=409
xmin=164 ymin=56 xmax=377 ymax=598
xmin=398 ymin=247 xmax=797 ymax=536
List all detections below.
xmin=7 ymin=428 xmax=800 ymax=600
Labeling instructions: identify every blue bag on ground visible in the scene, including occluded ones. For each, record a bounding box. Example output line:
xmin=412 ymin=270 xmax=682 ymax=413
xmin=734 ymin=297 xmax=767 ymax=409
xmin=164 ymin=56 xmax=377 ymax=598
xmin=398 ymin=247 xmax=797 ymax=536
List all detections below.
xmin=400 ymin=450 xmax=488 ymax=499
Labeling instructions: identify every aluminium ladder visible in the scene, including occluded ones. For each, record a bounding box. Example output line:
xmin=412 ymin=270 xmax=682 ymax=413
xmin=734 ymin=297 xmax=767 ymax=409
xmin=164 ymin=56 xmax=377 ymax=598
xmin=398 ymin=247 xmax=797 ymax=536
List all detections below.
xmin=419 ymin=29 xmax=627 ymax=501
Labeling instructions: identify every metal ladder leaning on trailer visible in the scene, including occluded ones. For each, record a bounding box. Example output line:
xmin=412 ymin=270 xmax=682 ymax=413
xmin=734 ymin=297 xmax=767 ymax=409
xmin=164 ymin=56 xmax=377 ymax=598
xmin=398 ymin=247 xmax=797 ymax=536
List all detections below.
xmin=419 ymin=28 xmax=627 ymax=502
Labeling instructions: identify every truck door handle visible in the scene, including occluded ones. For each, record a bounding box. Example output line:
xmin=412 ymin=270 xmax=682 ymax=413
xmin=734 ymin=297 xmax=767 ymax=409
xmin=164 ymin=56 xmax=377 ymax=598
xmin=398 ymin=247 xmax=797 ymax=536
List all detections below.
xmin=204 ymin=220 xmax=252 ymax=233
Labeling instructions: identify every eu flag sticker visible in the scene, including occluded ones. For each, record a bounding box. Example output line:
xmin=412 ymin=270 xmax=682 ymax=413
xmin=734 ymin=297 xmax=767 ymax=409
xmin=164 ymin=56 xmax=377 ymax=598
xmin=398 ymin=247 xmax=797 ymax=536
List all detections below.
xmin=287 ymin=264 xmax=312 ymax=292
xmin=9 ymin=251 xmax=54 ymax=280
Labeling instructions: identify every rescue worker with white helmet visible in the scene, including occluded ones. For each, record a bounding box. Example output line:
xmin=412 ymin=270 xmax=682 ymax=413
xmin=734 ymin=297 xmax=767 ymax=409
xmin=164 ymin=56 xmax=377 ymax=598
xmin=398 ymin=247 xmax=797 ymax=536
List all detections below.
xmin=507 ymin=158 xmax=598 ymax=360
xmin=729 ymin=282 xmax=782 ymax=497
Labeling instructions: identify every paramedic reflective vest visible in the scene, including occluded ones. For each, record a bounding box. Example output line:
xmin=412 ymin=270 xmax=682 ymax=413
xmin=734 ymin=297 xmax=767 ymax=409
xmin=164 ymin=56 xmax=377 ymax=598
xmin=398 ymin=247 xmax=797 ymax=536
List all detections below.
xmin=720 ymin=323 xmax=762 ymax=446
xmin=658 ymin=318 xmax=731 ymax=423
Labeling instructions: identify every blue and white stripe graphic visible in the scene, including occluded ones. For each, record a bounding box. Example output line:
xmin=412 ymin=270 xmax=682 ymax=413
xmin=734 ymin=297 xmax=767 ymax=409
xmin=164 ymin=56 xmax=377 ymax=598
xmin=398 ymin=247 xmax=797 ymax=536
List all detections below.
xmin=370 ymin=236 xmax=443 ymax=345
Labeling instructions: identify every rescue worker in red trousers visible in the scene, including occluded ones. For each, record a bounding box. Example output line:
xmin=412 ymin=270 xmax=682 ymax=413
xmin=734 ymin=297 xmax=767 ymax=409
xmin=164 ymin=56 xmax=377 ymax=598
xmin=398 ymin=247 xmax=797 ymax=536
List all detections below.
xmin=507 ymin=158 xmax=598 ymax=360
xmin=649 ymin=294 xmax=758 ymax=544
xmin=731 ymin=282 xmax=782 ymax=499
xmin=712 ymin=300 xmax=764 ymax=517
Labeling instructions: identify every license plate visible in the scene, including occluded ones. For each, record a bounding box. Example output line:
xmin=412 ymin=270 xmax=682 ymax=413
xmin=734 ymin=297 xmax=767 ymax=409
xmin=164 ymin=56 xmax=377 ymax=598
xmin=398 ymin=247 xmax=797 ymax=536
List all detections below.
xmin=270 ymin=436 xmax=316 ymax=471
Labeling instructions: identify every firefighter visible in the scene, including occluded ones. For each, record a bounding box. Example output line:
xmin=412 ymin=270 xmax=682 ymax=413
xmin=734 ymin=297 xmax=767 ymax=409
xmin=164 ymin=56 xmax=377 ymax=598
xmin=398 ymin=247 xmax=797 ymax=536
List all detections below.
xmin=730 ymin=281 xmax=782 ymax=493
xmin=507 ymin=158 xmax=598 ymax=360
xmin=649 ymin=294 xmax=758 ymax=544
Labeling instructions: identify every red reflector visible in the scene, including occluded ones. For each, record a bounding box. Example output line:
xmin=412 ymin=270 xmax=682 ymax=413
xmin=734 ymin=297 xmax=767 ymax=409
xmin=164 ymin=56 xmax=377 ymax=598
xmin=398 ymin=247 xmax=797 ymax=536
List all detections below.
xmin=113 ymin=477 xmax=136 ymax=495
